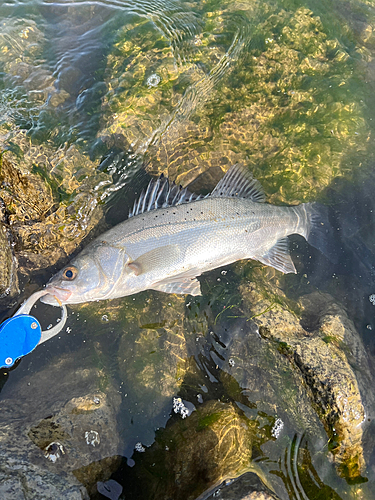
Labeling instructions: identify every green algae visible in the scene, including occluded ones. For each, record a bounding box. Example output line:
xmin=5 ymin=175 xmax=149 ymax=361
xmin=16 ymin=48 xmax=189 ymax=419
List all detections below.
xmin=240 ymin=278 xmax=371 ymax=485
xmin=0 ymin=148 xmax=108 ymax=272
xmin=196 ymin=411 xmax=223 ymax=431
xmin=100 ymin=2 xmax=375 ymax=205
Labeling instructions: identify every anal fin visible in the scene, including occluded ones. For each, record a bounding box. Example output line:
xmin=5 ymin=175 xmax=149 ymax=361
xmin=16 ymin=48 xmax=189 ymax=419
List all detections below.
xmin=152 ymin=278 xmax=201 ymax=296
xmin=255 ymin=237 xmax=296 ymax=274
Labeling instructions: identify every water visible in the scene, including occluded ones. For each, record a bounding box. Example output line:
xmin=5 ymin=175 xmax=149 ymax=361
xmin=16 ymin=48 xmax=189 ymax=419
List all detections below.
xmin=1 ymin=0 xmax=375 ymax=498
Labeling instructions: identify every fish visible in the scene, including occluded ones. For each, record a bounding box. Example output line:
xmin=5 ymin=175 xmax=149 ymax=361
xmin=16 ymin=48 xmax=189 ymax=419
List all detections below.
xmin=41 ymin=164 xmax=329 ymax=305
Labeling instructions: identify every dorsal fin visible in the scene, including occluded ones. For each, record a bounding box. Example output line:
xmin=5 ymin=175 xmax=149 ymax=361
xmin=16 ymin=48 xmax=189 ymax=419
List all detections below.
xmin=129 ymin=175 xmax=205 ymax=218
xmin=129 ymin=164 xmax=264 ymax=218
xmin=211 ymin=163 xmax=265 ymax=202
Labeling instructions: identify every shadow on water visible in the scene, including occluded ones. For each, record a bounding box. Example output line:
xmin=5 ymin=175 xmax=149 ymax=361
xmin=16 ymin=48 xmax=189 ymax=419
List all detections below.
xmin=288 ymin=166 xmax=375 ymax=352
xmin=80 ymin=163 xmax=375 ymax=499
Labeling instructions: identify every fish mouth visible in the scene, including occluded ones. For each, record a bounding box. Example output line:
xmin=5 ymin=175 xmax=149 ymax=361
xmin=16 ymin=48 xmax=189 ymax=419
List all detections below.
xmin=40 ymin=287 xmax=72 ymax=306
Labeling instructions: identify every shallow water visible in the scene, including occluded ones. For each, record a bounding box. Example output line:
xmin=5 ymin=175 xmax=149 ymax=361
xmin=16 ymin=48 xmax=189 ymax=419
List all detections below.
xmin=1 ymin=0 xmax=375 ymax=499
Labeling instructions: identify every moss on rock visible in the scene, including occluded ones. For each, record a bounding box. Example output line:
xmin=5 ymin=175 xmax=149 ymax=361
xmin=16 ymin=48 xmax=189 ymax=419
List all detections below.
xmin=239 ymin=271 xmax=372 ymax=484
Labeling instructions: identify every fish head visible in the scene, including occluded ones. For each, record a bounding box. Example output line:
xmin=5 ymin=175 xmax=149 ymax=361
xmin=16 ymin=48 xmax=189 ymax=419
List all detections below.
xmin=41 ymin=254 xmax=102 ymax=306
xmin=41 ymin=242 xmax=127 ymax=305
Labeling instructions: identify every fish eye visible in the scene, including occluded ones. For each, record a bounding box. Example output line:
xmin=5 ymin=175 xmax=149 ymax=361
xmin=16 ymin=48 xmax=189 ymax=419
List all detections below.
xmin=62 ymin=266 xmax=78 ymax=280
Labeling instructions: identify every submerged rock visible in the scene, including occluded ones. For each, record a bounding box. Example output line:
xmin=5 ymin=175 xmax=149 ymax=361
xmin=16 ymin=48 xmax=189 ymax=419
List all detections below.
xmin=98 ymin=4 xmax=251 ymax=185
xmin=0 ymin=347 xmax=122 ymax=498
xmin=115 ymin=398 xmax=278 ymax=500
xmin=0 ymin=146 xmax=107 ymax=274
xmin=202 ymin=472 xmax=281 ymax=500
xmin=239 ymin=270 xmax=373 ymax=484
xmin=0 ymin=17 xmax=70 ymax=132
xmin=0 ymin=218 xmax=16 ymax=297
xmin=77 ymin=289 xmax=209 ymax=450
xmin=99 ymin=4 xmax=371 ymax=200
xmin=0 ymin=457 xmax=88 ymax=500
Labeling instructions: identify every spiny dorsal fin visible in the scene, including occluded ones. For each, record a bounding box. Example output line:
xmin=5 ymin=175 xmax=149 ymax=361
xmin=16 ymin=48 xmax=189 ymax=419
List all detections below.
xmin=129 ymin=175 xmax=205 ymax=218
xmin=211 ymin=163 xmax=265 ymax=202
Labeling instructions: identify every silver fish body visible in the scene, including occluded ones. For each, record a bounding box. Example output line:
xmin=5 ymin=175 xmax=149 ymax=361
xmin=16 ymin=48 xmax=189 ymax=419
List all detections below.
xmin=42 ymin=164 xmax=328 ymax=305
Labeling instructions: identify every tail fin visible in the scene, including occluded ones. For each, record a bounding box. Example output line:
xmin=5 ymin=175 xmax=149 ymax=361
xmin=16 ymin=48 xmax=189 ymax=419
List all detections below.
xmin=297 ymin=202 xmax=338 ymax=263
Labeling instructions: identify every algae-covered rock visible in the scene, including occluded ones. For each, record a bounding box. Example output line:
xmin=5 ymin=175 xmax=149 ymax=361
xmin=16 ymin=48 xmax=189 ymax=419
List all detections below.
xmin=78 ymin=290 xmax=209 ymax=447
xmin=194 ymin=5 xmax=369 ymax=202
xmin=165 ymin=400 xmax=258 ymax=495
xmin=0 ymin=346 xmax=122 ymax=497
xmin=98 ymin=4 xmax=251 ymax=184
xmin=99 ymin=4 xmax=372 ymax=201
xmin=239 ymin=270 xmax=373 ymax=484
xmin=116 ymin=293 xmax=191 ymax=406
xmin=0 ymin=153 xmax=54 ymax=226
xmin=0 ymin=144 xmax=108 ymax=273
xmin=215 ymin=299 xmax=324 ymax=439
xmin=99 ymin=3 xmax=241 ymax=145
xmin=212 ymin=6 xmax=370 ymax=204
xmin=0 ymin=220 xmax=16 ymax=297
xmin=118 ymin=399 xmax=275 ymax=500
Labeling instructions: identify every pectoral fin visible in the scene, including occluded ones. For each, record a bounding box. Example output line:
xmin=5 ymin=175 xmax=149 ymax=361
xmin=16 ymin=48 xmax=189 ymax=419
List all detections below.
xmin=127 ymin=245 xmax=180 ymax=276
xmin=127 ymin=262 xmax=142 ymax=276
xmin=152 ymin=278 xmax=201 ymax=296
xmin=255 ymin=237 xmax=296 ymax=274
